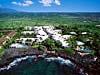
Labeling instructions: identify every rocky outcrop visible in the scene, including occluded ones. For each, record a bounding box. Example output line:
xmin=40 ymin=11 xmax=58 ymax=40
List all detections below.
xmin=2 ymin=48 xmax=43 ymax=59
xmin=0 ymin=49 xmax=99 ymax=75
xmin=0 ymin=48 xmax=43 ymax=67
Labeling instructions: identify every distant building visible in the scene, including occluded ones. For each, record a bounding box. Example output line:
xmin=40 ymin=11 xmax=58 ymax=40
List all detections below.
xmin=21 ymin=31 xmax=34 ymax=35
xmin=53 ymin=29 xmax=62 ymax=34
xmin=77 ymin=41 xmax=85 ymax=46
xmin=0 ymin=31 xmax=16 ymax=49
xmin=17 ymin=26 xmax=85 ymax=48
xmin=81 ymin=32 xmax=87 ymax=35
xmin=17 ymin=38 xmax=35 ymax=45
xmin=24 ymin=26 xmax=33 ymax=30
xmin=62 ymin=35 xmax=72 ymax=40
xmin=96 ymin=25 xmax=100 ymax=28
xmin=70 ymin=32 xmax=77 ymax=35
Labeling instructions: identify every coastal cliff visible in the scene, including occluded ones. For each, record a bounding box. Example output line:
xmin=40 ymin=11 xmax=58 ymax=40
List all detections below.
xmin=0 ymin=48 xmax=43 ymax=67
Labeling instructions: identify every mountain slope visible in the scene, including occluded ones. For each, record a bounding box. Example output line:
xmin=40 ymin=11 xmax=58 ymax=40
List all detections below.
xmin=0 ymin=8 xmax=18 ymax=13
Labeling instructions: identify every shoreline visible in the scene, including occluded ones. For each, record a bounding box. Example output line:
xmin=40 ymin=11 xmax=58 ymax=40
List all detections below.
xmin=0 ymin=48 xmax=99 ymax=75
xmin=0 ymin=55 xmax=85 ymax=75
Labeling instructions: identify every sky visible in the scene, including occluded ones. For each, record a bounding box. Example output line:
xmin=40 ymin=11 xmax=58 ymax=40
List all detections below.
xmin=0 ymin=0 xmax=100 ymax=12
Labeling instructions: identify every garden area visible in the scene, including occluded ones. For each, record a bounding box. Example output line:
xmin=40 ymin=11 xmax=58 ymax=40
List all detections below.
xmin=0 ymin=32 xmax=7 ymax=39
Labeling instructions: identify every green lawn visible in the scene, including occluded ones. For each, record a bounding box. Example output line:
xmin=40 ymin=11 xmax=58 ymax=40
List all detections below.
xmin=0 ymin=48 xmax=6 ymax=58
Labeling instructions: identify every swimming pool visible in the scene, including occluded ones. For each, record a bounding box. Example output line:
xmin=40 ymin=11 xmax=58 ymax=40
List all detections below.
xmin=20 ymin=45 xmax=28 ymax=48
xmin=82 ymin=48 xmax=92 ymax=53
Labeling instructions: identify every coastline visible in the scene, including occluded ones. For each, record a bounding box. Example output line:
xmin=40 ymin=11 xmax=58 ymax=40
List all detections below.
xmin=0 ymin=48 xmax=98 ymax=75
xmin=0 ymin=55 xmax=85 ymax=75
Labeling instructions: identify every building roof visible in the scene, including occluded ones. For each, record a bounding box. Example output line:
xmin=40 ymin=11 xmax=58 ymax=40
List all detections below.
xmin=10 ymin=43 xmax=28 ymax=48
xmin=70 ymin=32 xmax=77 ymax=35
xmin=0 ymin=31 xmax=16 ymax=46
xmin=21 ymin=31 xmax=34 ymax=35
xmin=37 ymin=30 xmax=47 ymax=36
xmin=96 ymin=25 xmax=100 ymax=27
xmin=77 ymin=41 xmax=85 ymax=46
xmin=62 ymin=35 xmax=72 ymax=40
xmin=6 ymin=31 xmax=16 ymax=39
xmin=81 ymin=32 xmax=87 ymax=35
xmin=24 ymin=26 xmax=33 ymax=30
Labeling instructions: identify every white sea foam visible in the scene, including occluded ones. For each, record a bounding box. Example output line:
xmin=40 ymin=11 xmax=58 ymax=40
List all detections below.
xmin=46 ymin=57 xmax=75 ymax=66
xmin=46 ymin=57 xmax=86 ymax=75
xmin=0 ymin=56 xmax=73 ymax=71
xmin=0 ymin=56 xmax=37 ymax=71
xmin=0 ymin=56 xmax=86 ymax=75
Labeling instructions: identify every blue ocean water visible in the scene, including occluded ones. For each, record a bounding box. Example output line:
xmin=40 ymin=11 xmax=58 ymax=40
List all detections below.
xmin=0 ymin=57 xmax=80 ymax=75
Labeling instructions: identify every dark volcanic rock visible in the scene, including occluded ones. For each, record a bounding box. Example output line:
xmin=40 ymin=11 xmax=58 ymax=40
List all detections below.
xmin=0 ymin=49 xmax=99 ymax=75
xmin=0 ymin=48 xmax=43 ymax=67
xmin=2 ymin=48 xmax=43 ymax=59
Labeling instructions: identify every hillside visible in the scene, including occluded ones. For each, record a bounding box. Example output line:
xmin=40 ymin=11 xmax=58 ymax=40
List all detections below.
xmin=0 ymin=8 xmax=18 ymax=13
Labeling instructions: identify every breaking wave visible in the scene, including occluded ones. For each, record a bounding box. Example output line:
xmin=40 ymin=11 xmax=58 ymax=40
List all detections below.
xmin=0 ymin=56 xmax=86 ymax=75
xmin=0 ymin=56 xmax=37 ymax=71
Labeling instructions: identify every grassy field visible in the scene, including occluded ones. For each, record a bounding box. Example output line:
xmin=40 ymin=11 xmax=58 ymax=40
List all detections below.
xmin=0 ymin=12 xmax=100 ymax=30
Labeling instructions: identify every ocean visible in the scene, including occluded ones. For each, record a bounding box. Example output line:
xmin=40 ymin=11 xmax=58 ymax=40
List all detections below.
xmin=0 ymin=56 xmax=82 ymax=75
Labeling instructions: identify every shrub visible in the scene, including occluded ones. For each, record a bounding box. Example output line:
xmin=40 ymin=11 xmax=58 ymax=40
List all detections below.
xmin=55 ymin=40 xmax=62 ymax=47
xmin=38 ymin=45 xmax=46 ymax=51
xmin=64 ymin=48 xmax=75 ymax=54
xmin=90 ymin=51 xmax=95 ymax=56
xmin=32 ymin=45 xmax=39 ymax=48
xmin=0 ymin=48 xmax=6 ymax=58
xmin=42 ymin=38 xmax=55 ymax=46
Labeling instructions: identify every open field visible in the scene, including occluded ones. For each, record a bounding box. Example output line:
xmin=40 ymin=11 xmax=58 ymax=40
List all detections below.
xmin=0 ymin=13 xmax=100 ymax=30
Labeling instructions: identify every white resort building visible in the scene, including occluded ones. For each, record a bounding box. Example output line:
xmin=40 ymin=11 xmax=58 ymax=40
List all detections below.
xmin=10 ymin=26 xmax=85 ymax=48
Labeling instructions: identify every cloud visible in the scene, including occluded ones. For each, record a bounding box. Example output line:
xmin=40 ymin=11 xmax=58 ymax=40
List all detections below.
xmin=11 ymin=0 xmax=33 ymax=7
xmin=39 ymin=0 xmax=61 ymax=7
xmin=39 ymin=0 xmax=53 ymax=7
xmin=11 ymin=0 xmax=61 ymax=7
xmin=54 ymin=0 xmax=61 ymax=5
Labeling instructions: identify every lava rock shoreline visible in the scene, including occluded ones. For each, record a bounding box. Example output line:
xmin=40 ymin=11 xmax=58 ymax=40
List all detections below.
xmin=0 ymin=48 xmax=99 ymax=75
